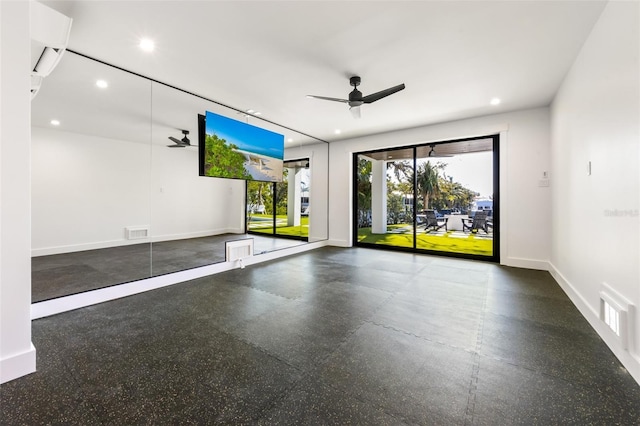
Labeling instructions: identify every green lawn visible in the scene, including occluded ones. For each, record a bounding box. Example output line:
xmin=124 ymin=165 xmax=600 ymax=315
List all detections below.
xmin=248 ymin=214 xmax=309 ymax=238
xmin=358 ymin=225 xmax=493 ymax=256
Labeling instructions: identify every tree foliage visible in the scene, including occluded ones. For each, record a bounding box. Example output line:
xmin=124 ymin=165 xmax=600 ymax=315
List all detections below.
xmin=357 ymin=158 xmax=372 ymax=208
xmin=431 ymin=178 xmax=477 ymax=212
xmin=415 ymin=161 xmax=443 ymax=211
xmin=356 ymin=156 xmax=482 ymax=228
xmin=204 ymin=134 xmax=251 ymax=179
xmin=246 ymin=169 xmax=290 ymax=217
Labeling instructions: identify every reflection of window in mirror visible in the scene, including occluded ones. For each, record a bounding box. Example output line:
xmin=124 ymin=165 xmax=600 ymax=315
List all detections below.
xmin=247 ymin=158 xmax=310 ymax=244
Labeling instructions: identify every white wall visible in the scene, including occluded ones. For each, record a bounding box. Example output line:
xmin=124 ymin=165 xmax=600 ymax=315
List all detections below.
xmin=31 ymin=127 xmax=152 ymax=254
xmin=328 ymin=107 xmax=551 ymax=270
xmin=0 ymin=0 xmax=36 ymax=384
xmin=31 ymin=127 xmax=245 ymax=255
xmin=285 ymin=142 xmax=329 ymax=242
xmin=150 ymin=143 xmax=245 ymax=242
xmin=550 ymin=1 xmax=639 ymax=384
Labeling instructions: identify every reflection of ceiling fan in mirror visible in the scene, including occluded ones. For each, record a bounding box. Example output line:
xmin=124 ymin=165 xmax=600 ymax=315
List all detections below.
xmin=427 ymin=144 xmax=453 ymax=158
xmin=167 ymin=130 xmax=191 ymax=148
xmin=307 ymin=76 xmax=405 ymax=119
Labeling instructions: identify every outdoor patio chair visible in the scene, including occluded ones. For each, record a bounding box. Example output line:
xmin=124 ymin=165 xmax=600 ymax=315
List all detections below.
xmin=424 ymin=210 xmax=448 ymax=232
xmin=462 ymin=211 xmax=490 ymax=234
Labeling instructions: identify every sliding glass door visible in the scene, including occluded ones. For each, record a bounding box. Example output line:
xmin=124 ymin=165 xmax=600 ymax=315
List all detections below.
xmin=354 ymin=135 xmax=499 ymax=261
xmin=356 ymin=147 xmax=415 ymax=249
xmin=247 ymin=158 xmax=309 ymax=241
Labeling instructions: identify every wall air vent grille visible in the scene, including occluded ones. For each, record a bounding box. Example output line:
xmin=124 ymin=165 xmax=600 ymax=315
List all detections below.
xmin=125 ymin=226 xmax=149 ymax=240
xmin=599 ymin=285 xmax=633 ymax=350
xmin=226 ymin=239 xmax=254 ymax=262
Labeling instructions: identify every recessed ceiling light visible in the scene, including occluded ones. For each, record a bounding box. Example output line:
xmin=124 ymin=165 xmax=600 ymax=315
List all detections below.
xmin=246 ymin=109 xmax=254 ymax=114
xmin=50 ymin=119 xmax=60 ymax=126
xmin=253 ymin=111 xmax=261 ymax=116
xmin=490 ymin=97 xmax=501 ymax=106
xmin=334 ymin=129 xmax=341 ymax=134
xmin=287 ymin=138 xmax=294 ymax=143
xmin=139 ymin=38 xmax=155 ymax=52
xmin=96 ymin=79 xmax=108 ymax=89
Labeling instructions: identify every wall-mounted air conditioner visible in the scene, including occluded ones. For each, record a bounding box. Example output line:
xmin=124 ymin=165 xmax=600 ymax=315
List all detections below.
xmin=30 ymin=1 xmax=72 ymax=100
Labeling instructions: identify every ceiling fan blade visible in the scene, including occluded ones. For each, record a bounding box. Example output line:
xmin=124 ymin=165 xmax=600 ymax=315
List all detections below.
xmin=167 ymin=144 xmax=186 ymax=148
xmin=350 ymin=105 xmax=361 ymax=119
xmin=168 ymin=136 xmax=187 ymax=145
xmin=361 ymin=83 xmax=405 ymax=104
xmin=306 ymin=95 xmax=349 ymax=103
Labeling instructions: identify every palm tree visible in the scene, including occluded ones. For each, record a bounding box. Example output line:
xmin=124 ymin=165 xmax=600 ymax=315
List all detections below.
xmin=416 ymin=161 xmax=440 ymax=211
xmin=387 ymin=160 xmax=412 ymax=182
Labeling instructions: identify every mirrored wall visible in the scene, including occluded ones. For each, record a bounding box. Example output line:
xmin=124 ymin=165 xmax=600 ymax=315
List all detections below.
xmin=31 ymin=51 xmax=328 ymax=302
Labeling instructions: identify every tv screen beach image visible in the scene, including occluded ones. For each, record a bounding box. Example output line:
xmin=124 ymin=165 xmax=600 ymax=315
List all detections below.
xmin=203 ymin=111 xmax=284 ymax=182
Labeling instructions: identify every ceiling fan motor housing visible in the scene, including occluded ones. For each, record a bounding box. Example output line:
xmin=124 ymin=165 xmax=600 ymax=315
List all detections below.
xmin=348 ymin=76 xmax=363 ymax=106
xmin=349 ymin=89 xmax=363 ymax=105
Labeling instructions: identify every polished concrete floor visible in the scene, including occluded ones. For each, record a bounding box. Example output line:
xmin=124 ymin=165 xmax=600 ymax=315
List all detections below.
xmin=5 ymin=247 xmax=639 ymax=424
xmin=32 ymin=234 xmax=307 ymax=302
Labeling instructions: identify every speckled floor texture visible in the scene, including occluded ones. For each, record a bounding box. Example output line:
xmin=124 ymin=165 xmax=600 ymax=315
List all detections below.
xmin=6 ymin=247 xmax=640 ymax=425
xmin=31 ymin=234 xmax=306 ymax=302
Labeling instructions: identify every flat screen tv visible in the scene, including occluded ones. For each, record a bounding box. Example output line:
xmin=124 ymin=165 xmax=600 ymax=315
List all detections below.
xmin=198 ymin=111 xmax=284 ymax=182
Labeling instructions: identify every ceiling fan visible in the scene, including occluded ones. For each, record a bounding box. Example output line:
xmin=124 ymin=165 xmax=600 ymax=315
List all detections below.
xmin=167 ymin=130 xmax=190 ymax=148
xmin=307 ymin=76 xmax=405 ymax=118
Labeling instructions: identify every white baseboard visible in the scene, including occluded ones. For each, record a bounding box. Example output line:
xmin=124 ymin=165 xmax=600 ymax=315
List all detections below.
xmin=150 ymin=228 xmax=242 ymax=243
xmin=0 ymin=343 xmax=36 ymax=384
xmin=502 ymin=256 xmax=550 ymax=271
xmin=327 ymin=239 xmax=350 ymax=247
xmin=549 ymin=262 xmax=640 ymax=386
xmin=32 ymin=229 xmax=242 ymax=257
xmin=32 ymin=238 xmax=141 ymax=257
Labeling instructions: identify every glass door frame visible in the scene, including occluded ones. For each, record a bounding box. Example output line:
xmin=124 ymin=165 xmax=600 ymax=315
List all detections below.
xmin=352 ymin=134 xmax=500 ymax=262
xmin=245 ymin=157 xmax=310 ymax=242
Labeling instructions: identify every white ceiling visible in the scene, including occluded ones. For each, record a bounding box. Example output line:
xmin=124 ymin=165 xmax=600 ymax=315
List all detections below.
xmin=41 ymin=0 xmax=606 ymax=143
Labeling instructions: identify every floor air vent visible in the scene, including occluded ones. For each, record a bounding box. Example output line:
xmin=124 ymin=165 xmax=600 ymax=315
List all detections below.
xmin=125 ymin=226 xmax=149 ymax=240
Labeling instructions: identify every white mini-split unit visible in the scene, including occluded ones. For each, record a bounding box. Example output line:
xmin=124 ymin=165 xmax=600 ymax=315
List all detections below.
xmin=30 ymin=2 xmax=73 ymax=99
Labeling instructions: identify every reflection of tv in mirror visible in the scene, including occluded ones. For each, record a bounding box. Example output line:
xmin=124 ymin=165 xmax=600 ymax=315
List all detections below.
xmin=198 ymin=111 xmax=284 ymax=182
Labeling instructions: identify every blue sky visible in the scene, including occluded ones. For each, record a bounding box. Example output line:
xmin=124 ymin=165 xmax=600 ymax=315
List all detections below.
xmin=205 ymin=111 xmax=284 ymax=159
